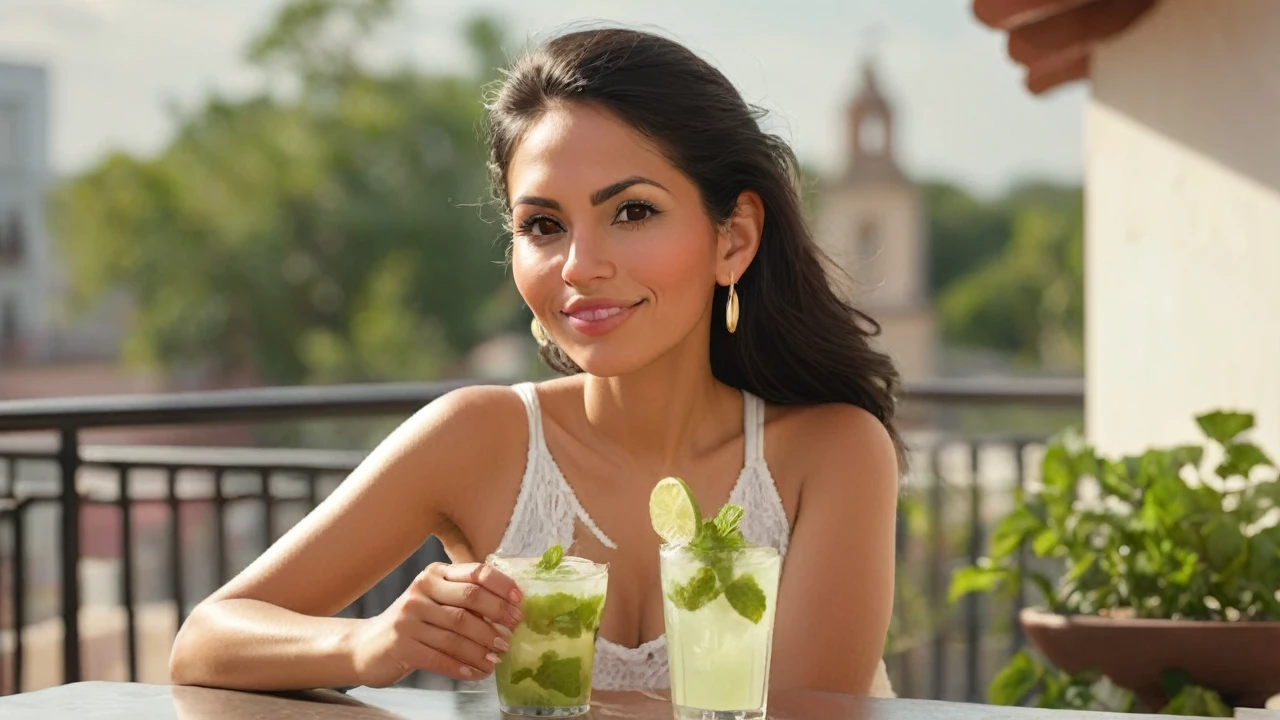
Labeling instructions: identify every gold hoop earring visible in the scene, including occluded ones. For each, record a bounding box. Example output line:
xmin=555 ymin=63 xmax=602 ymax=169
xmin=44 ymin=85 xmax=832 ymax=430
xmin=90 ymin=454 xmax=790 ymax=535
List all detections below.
xmin=726 ymin=273 xmax=739 ymax=334
xmin=531 ymin=317 xmax=550 ymax=346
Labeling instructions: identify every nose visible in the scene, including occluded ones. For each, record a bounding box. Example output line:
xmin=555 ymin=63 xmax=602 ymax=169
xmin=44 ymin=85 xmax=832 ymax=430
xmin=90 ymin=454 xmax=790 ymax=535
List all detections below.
xmin=560 ymin=227 xmax=616 ymax=288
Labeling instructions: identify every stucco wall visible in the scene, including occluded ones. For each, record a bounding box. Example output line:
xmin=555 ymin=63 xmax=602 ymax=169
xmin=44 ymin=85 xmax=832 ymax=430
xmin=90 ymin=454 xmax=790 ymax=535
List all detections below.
xmin=1086 ymin=0 xmax=1280 ymax=455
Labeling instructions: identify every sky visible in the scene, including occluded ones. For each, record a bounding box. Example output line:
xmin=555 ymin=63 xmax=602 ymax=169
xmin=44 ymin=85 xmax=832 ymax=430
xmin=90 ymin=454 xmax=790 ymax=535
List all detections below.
xmin=0 ymin=0 xmax=1087 ymax=195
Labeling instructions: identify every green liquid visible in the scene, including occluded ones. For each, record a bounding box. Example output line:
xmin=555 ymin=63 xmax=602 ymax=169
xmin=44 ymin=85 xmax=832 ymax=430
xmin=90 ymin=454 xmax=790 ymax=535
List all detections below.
xmin=661 ymin=546 xmax=781 ymax=717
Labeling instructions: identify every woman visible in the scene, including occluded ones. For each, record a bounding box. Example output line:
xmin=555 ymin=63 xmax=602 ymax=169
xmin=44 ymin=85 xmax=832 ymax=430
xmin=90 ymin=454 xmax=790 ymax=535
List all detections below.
xmin=169 ymin=27 xmax=902 ymax=697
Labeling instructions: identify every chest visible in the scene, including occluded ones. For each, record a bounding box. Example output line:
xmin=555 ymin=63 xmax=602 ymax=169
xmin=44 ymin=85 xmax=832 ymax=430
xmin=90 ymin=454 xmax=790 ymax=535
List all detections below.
xmin=442 ymin=408 xmax=801 ymax=649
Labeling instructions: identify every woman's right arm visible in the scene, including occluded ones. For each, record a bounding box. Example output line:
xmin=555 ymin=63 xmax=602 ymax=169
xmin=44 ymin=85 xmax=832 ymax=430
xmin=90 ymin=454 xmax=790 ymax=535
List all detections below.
xmin=168 ymin=385 xmax=527 ymax=691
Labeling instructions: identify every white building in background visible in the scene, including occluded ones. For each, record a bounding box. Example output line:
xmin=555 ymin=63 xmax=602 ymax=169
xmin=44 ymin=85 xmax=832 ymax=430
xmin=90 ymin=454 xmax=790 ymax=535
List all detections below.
xmin=975 ymin=0 xmax=1280 ymax=456
xmin=814 ymin=62 xmax=937 ymax=383
xmin=0 ymin=61 xmax=52 ymax=363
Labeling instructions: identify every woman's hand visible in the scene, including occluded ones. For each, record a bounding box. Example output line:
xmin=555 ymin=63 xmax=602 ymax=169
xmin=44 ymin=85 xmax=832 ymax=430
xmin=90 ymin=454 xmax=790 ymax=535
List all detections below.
xmin=351 ymin=562 xmax=524 ymax=687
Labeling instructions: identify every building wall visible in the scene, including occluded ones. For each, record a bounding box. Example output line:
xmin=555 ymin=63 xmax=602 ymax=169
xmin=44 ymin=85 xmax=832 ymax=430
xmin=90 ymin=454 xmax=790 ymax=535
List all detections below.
xmin=816 ymin=183 xmax=929 ymax=312
xmin=1086 ymin=0 xmax=1280 ymax=455
xmin=873 ymin=307 xmax=937 ymax=383
xmin=0 ymin=62 xmax=51 ymax=359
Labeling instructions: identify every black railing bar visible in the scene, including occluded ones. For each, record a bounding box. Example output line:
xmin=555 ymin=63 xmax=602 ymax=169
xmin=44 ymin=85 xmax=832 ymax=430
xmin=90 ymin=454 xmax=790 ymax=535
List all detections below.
xmin=58 ymin=427 xmax=82 ymax=684
xmin=168 ymin=468 xmax=186 ymax=632
xmin=0 ymin=377 xmax=1083 ymax=433
xmin=15 ymin=436 xmax=1048 ymax=476
xmin=0 ymin=380 xmax=479 ymax=432
xmin=964 ymin=443 xmax=984 ymax=703
xmin=902 ymin=377 xmax=1083 ymax=406
xmin=11 ymin=491 xmax=27 ymax=693
xmin=119 ymin=467 xmax=139 ymax=682
xmin=74 ymin=444 xmax=366 ymax=470
xmin=11 ymin=491 xmax=324 ymax=507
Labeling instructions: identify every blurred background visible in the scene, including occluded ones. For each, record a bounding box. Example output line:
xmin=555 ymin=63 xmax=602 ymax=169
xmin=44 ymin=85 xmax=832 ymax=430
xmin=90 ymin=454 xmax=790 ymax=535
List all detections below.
xmin=1 ymin=0 xmax=1275 ymax=709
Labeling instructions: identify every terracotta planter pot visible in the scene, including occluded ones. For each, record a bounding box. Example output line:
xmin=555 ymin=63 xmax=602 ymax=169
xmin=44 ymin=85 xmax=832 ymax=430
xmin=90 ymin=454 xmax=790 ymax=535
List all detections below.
xmin=1020 ymin=607 xmax=1280 ymax=709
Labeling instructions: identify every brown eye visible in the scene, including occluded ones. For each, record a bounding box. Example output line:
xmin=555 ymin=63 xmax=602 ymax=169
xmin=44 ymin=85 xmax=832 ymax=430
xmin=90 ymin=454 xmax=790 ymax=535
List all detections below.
xmin=519 ymin=216 xmax=564 ymax=237
xmin=616 ymin=202 xmax=655 ymax=224
xmin=532 ymin=218 xmax=561 ymax=235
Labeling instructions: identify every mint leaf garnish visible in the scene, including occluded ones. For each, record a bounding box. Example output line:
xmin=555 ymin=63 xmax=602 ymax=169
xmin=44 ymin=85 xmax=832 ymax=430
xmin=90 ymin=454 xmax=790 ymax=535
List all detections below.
xmin=725 ymin=574 xmax=767 ymax=623
xmin=575 ymin=594 xmax=605 ymax=632
xmin=520 ymin=592 xmax=605 ymax=638
xmin=669 ymin=566 xmax=721 ymax=611
xmin=522 ymin=592 xmax=580 ymax=636
xmin=532 ymin=650 xmax=582 ymax=699
xmin=510 ymin=667 xmax=534 ymax=684
xmin=713 ymin=505 xmax=743 ymax=537
xmin=535 ymin=544 xmax=564 ymax=572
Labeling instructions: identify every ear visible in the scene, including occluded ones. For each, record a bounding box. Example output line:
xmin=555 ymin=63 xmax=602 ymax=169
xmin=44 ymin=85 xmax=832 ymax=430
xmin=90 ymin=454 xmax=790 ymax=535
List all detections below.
xmin=716 ymin=190 xmax=764 ymax=285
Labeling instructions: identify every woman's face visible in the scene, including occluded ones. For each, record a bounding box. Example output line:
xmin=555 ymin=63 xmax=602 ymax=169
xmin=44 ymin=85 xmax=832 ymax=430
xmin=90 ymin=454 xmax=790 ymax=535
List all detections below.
xmin=507 ymin=102 xmax=721 ymax=377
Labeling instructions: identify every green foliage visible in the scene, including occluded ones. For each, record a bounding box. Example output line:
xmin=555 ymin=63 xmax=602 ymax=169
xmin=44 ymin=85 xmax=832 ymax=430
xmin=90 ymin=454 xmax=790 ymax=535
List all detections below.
xmin=951 ymin=409 xmax=1278 ymax=714
xmin=923 ymin=180 xmax=1083 ymax=371
xmin=937 ymin=197 xmax=1083 ymax=371
xmin=923 ymin=181 xmax=1012 ymax=293
xmin=988 ymin=651 xmax=1136 ymax=712
xmin=987 ymin=651 xmax=1231 ymax=716
xmin=52 ymin=1 xmax=521 ymax=385
xmin=952 ymin=409 xmax=1280 ymax=621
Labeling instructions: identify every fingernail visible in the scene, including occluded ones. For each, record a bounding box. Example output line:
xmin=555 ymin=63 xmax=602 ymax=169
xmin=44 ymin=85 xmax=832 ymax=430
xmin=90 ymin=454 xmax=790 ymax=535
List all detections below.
xmin=459 ymin=666 xmax=474 ymax=679
xmin=509 ymin=588 xmax=523 ymax=603
xmin=495 ymin=636 xmax=510 ymax=653
xmin=487 ymin=653 xmax=502 ymax=665
xmin=495 ymin=623 xmax=513 ymax=638
xmin=507 ymin=608 xmax=522 ymax=626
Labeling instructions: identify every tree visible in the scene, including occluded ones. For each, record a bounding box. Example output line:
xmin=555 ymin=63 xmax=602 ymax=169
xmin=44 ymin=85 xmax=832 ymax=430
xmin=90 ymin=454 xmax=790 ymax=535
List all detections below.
xmin=923 ymin=180 xmax=1011 ymax=295
xmin=51 ymin=0 xmax=520 ymax=386
xmin=936 ymin=195 xmax=1084 ymax=372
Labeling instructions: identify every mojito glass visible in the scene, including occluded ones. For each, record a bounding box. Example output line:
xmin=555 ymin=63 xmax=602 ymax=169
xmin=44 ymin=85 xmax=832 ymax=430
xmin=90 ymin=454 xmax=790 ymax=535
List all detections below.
xmin=486 ymin=552 xmax=608 ymax=717
xmin=660 ymin=544 xmax=782 ymax=720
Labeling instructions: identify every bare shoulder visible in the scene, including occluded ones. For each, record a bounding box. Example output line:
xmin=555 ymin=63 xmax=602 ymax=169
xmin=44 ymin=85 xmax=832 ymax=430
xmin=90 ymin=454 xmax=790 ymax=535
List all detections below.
xmin=771 ymin=401 xmax=899 ymax=501
xmin=374 ymin=383 xmax=531 ymax=512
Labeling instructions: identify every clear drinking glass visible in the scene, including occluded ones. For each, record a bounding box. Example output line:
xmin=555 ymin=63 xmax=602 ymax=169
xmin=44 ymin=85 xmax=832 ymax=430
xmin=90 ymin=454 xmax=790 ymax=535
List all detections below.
xmin=486 ymin=554 xmax=609 ymax=717
xmin=660 ymin=544 xmax=782 ymax=720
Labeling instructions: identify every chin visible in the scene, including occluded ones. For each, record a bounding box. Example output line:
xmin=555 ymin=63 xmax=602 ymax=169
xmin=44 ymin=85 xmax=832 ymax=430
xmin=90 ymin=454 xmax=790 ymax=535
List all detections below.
xmin=563 ymin=346 xmax=654 ymax=378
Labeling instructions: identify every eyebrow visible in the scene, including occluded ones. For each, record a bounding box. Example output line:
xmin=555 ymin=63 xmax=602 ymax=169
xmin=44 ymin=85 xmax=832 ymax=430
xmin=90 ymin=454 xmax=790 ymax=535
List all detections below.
xmin=512 ymin=176 xmax=668 ymax=212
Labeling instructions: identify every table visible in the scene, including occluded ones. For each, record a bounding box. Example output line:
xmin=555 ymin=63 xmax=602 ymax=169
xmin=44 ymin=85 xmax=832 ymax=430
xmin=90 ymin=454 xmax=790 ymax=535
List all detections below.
xmin=0 ymin=682 xmax=1258 ymax=720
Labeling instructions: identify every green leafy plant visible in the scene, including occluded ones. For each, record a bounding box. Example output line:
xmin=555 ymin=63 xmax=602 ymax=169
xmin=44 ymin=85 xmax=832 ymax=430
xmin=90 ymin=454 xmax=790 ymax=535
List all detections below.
xmin=952 ymin=410 xmax=1280 ymax=621
xmin=951 ymin=410 xmax=1279 ymax=715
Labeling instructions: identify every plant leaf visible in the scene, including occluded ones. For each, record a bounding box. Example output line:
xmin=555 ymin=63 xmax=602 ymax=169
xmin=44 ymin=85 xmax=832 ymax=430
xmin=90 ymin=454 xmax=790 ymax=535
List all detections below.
xmin=948 ymin=564 xmax=1011 ymax=604
xmin=991 ymin=506 xmax=1044 ymax=560
xmin=1196 ymin=411 xmax=1254 ymax=445
xmin=988 ymin=651 xmax=1041 ymax=706
xmin=1031 ymin=528 xmax=1061 ymax=558
xmin=1042 ymin=445 xmax=1074 ymax=493
xmin=1098 ymin=459 xmax=1136 ymax=501
xmin=1247 ymin=530 xmax=1278 ymax=580
xmin=1216 ymin=442 xmax=1273 ymax=479
xmin=1169 ymin=445 xmax=1205 ymax=470
xmin=1065 ymin=551 xmax=1097 ymax=585
xmin=1028 ymin=572 xmax=1058 ymax=609
xmin=1204 ymin=522 xmax=1245 ymax=572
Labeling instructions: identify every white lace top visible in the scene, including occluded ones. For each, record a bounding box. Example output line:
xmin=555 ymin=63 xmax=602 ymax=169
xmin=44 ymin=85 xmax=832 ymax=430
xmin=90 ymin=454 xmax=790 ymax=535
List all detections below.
xmin=484 ymin=382 xmax=894 ymax=696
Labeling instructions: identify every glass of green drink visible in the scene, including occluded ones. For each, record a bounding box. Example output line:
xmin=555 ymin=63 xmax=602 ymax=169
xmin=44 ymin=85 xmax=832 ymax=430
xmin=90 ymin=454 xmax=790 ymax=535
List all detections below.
xmin=651 ymin=477 xmax=782 ymax=720
xmin=486 ymin=546 xmax=608 ymax=717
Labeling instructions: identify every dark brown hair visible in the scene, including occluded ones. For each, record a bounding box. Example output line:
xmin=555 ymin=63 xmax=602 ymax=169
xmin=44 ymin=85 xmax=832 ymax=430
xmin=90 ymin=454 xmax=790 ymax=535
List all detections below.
xmin=484 ymin=27 xmax=905 ymax=467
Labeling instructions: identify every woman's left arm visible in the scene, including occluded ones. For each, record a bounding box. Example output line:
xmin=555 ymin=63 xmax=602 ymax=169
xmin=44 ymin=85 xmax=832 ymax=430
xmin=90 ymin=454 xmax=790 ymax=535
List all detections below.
xmin=769 ymin=404 xmax=900 ymax=695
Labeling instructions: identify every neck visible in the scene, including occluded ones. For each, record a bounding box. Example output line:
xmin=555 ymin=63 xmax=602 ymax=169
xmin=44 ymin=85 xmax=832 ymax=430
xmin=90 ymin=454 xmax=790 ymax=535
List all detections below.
xmin=581 ymin=322 xmax=739 ymax=468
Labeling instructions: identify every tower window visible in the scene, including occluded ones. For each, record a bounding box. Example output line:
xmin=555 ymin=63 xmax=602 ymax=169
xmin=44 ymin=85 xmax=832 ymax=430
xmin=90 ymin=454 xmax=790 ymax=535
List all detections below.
xmin=0 ymin=104 xmax=19 ymax=168
xmin=1 ymin=294 xmax=17 ymax=351
xmin=858 ymin=113 xmax=887 ymax=156
xmin=856 ymin=219 xmax=879 ymax=258
xmin=0 ymin=211 xmax=22 ymax=263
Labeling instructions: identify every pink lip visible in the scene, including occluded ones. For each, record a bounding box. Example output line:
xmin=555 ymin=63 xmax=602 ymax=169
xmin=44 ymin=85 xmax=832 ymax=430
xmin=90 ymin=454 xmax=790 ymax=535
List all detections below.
xmin=560 ymin=298 xmax=644 ymax=337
